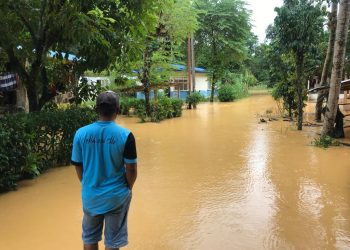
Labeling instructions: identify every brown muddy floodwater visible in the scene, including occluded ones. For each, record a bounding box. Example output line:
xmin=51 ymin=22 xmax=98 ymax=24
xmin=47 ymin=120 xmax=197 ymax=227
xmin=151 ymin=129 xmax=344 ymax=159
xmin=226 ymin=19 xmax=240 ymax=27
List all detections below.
xmin=0 ymin=95 xmax=350 ymax=250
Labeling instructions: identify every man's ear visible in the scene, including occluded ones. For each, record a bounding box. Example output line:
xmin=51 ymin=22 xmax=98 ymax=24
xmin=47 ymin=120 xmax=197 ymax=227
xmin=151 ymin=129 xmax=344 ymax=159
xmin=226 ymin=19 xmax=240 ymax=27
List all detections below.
xmin=116 ymin=106 xmax=120 ymax=115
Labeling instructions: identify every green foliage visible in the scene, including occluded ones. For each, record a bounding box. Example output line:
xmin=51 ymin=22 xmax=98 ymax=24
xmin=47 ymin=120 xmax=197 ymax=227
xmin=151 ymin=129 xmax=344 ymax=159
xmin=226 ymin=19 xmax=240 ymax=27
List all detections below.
xmin=312 ymin=135 xmax=340 ymax=148
xmin=186 ymin=92 xmax=203 ymax=108
xmin=149 ymin=97 xmax=183 ymax=122
xmin=71 ymin=78 xmax=105 ymax=106
xmin=232 ymin=80 xmax=249 ymax=99
xmin=272 ymin=1 xmax=325 ymax=58
xmin=218 ymin=72 xmax=249 ymax=102
xmin=132 ymin=0 xmax=198 ymax=115
xmin=0 ymin=107 xmax=97 ymax=192
xmin=120 ymin=98 xmax=144 ymax=116
xmin=267 ymin=0 xmax=326 ymax=129
xmin=133 ymin=97 xmax=183 ymax=122
xmin=272 ymin=81 xmax=297 ymax=118
xmin=195 ymin=0 xmax=251 ymax=102
xmin=218 ymin=85 xmax=235 ymax=102
xmin=119 ymin=96 xmax=183 ymax=122
xmin=247 ymin=43 xmax=271 ymax=85
xmin=243 ymin=70 xmax=258 ymax=87
xmin=134 ymin=100 xmax=148 ymax=122
xmin=0 ymin=0 xmax=158 ymax=110
xmin=171 ymin=98 xmax=184 ymax=117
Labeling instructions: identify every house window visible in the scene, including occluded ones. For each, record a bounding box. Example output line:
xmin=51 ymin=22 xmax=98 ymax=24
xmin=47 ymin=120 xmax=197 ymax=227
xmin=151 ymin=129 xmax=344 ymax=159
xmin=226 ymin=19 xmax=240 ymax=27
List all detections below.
xmin=173 ymin=77 xmax=188 ymax=91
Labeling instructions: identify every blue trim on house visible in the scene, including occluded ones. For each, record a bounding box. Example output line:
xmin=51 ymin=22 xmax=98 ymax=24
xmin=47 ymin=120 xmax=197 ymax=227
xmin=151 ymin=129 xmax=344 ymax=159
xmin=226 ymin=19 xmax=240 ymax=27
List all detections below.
xmin=172 ymin=64 xmax=206 ymax=73
xmin=48 ymin=51 xmax=79 ymax=61
xmin=136 ymin=91 xmax=156 ymax=99
xmin=132 ymin=64 xmax=207 ymax=74
xmin=169 ymin=90 xmax=215 ymax=100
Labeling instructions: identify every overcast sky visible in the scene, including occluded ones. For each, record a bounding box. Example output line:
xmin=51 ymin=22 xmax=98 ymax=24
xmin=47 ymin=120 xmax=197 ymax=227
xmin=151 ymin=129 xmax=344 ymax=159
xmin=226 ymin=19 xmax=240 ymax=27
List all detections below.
xmin=245 ymin=0 xmax=283 ymax=43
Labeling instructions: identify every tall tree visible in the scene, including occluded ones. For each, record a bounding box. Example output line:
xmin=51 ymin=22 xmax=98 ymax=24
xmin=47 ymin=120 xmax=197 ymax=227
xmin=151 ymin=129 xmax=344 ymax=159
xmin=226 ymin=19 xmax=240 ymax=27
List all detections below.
xmin=0 ymin=0 xmax=155 ymax=111
xmin=195 ymin=0 xmax=251 ymax=102
xmin=271 ymin=0 xmax=325 ymax=130
xmin=315 ymin=1 xmax=338 ymax=121
xmin=322 ymin=0 xmax=350 ymax=136
xmin=136 ymin=0 xmax=197 ymax=116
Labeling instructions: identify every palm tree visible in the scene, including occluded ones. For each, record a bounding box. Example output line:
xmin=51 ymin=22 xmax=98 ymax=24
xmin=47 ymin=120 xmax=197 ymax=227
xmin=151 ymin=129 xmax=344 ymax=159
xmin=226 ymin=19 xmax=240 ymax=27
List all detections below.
xmin=322 ymin=0 xmax=350 ymax=136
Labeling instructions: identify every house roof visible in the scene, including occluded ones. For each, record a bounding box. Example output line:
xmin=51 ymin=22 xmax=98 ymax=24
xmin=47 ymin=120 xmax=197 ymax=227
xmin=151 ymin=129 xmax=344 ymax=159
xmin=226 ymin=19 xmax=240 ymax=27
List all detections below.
xmin=172 ymin=64 xmax=206 ymax=73
xmin=132 ymin=64 xmax=207 ymax=74
xmin=307 ymin=79 xmax=350 ymax=93
xmin=48 ymin=51 xmax=79 ymax=61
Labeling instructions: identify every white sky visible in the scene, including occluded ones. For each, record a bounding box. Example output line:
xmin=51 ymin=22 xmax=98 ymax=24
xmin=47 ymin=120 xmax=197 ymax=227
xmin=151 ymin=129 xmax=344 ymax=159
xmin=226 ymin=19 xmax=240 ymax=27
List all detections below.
xmin=245 ymin=0 xmax=283 ymax=43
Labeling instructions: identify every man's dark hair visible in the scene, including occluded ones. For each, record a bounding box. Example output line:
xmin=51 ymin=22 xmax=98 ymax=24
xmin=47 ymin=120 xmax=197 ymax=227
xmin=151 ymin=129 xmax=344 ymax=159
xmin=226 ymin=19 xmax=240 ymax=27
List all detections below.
xmin=95 ymin=91 xmax=120 ymax=117
xmin=96 ymin=103 xmax=118 ymax=117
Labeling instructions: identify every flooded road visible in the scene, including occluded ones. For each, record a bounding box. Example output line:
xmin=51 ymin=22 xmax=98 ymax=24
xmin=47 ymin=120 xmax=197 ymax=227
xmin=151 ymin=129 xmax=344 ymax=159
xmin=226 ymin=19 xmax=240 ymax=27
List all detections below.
xmin=0 ymin=95 xmax=349 ymax=250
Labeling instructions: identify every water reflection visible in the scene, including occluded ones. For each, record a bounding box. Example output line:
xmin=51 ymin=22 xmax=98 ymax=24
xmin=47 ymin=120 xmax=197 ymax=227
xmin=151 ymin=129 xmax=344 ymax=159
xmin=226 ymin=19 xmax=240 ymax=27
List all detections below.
xmin=0 ymin=96 xmax=349 ymax=250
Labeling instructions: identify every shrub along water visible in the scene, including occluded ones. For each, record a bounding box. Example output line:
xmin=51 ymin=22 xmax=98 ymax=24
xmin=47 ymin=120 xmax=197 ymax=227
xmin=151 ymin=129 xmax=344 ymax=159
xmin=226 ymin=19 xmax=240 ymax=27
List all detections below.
xmin=0 ymin=107 xmax=97 ymax=192
xmin=186 ymin=92 xmax=203 ymax=108
xmin=0 ymin=96 xmax=183 ymax=191
xmin=120 ymin=96 xmax=183 ymax=122
xmin=218 ymin=82 xmax=248 ymax=102
xmin=218 ymin=84 xmax=236 ymax=102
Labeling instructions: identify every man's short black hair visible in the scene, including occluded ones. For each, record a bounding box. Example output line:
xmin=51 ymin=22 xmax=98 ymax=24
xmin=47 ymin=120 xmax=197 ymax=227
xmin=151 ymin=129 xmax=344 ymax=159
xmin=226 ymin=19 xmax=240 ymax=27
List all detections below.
xmin=96 ymin=103 xmax=118 ymax=117
xmin=96 ymin=91 xmax=120 ymax=117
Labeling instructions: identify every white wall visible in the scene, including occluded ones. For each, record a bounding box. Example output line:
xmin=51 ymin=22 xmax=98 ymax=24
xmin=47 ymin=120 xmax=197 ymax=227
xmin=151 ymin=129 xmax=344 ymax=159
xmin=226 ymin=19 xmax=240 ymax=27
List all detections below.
xmin=82 ymin=77 xmax=111 ymax=87
xmin=170 ymin=72 xmax=209 ymax=92
xmin=194 ymin=73 xmax=210 ymax=91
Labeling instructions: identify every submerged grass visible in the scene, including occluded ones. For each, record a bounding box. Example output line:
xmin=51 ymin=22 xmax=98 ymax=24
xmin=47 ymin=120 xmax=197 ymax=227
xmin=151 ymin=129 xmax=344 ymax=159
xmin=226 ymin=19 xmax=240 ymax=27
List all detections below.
xmin=248 ymin=84 xmax=272 ymax=95
xmin=312 ymin=135 xmax=340 ymax=148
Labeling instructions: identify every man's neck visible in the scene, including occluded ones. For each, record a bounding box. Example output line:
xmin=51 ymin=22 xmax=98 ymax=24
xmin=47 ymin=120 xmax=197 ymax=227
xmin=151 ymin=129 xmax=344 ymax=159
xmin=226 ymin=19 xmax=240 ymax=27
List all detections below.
xmin=99 ymin=116 xmax=115 ymax=122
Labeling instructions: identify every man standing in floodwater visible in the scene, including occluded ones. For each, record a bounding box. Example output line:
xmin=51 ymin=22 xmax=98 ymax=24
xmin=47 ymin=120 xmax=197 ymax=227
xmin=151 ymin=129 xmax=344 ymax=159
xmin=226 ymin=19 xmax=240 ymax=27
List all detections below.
xmin=71 ymin=91 xmax=137 ymax=250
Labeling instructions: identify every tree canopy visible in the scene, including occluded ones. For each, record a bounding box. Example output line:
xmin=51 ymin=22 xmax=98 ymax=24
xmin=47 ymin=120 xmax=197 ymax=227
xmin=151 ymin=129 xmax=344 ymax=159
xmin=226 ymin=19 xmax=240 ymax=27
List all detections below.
xmin=0 ymin=0 xmax=157 ymax=111
xmin=267 ymin=0 xmax=325 ymax=129
xmin=194 ymin=0 xmax=251 ymax=102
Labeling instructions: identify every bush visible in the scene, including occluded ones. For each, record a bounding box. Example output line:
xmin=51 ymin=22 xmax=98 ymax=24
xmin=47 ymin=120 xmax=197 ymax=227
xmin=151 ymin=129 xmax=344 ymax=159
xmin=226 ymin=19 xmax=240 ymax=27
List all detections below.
xmin=132 ymin=96 xmax=183 ymax=122
xmin=120 ymin=98 xmax=142 ymax=116
xmin=186 ymin=92 xmax=203 ymax=108
xmin=171 ymin=98 xmax=184 ymax=117
xmin=0 ymin=107 xmax=97 ymax=192
xmin=149 ymin=97 xmax=183 ymax=122
xmin=312 ymin=135 xmax=340 ymax=148
xmin=218 ymin=84 xmax=235 ymax=102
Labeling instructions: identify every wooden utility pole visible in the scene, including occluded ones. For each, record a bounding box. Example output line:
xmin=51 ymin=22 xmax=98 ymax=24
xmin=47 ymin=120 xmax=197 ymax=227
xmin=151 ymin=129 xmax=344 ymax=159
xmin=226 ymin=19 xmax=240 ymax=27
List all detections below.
xmin=191 ymin=34 xmax=196 ymax=92
xmin=187 ymin=35 xmax=192 ymax=109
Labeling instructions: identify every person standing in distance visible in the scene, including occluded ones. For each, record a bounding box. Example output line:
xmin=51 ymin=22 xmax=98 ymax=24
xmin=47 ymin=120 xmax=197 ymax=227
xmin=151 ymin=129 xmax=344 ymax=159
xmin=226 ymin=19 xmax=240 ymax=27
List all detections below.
xmin=71 ymin=91 xmax=137 ymax=250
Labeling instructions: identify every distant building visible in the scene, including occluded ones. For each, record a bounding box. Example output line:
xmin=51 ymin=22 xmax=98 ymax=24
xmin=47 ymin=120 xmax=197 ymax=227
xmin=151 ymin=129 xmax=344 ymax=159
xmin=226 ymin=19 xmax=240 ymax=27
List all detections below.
xmin=169 ymin=64 xmax=211 ymax=99
xmin=81 ymin=76 xmax=111 ymax=88
xmin=136 ymin=64 xmax=211 ymax=100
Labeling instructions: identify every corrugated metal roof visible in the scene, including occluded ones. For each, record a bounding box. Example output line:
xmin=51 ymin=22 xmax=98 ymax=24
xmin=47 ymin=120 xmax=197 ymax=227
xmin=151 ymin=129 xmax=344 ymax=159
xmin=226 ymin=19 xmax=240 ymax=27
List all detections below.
xmin=48 ymin=51 xmax=79 ymax=61
xmin=172 ymin=64 xmax=206 ymax=73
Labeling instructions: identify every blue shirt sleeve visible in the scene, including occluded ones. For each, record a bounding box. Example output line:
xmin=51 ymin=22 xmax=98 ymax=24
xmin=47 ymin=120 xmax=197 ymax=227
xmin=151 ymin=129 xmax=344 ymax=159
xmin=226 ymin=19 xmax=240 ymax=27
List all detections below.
xmin=71 ymin=131 xmax=83 ymax=165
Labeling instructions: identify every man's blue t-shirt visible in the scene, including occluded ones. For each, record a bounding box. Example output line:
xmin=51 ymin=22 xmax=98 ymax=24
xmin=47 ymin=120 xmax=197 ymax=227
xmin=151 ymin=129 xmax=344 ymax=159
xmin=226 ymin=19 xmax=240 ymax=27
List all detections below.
xmin=71 ymin=121 xmax=137 ymax=216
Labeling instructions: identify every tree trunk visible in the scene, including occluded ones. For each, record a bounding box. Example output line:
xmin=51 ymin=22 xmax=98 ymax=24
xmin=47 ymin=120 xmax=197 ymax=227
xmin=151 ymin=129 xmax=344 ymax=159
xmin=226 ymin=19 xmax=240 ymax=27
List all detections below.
xmin=288 ymin=99 xmax=293 ymax=120
xmin=210 ymin=74 xmax=215 ymax=102
xmin=322 ymin=0 xmax=350 ymax=136
xmin=141 ymin=45 xmax=153 ymax=117
xmin=39 ymin=66 xmax=51 ymax=109
xmin=315 ymin=2 xmax=338 ymax=121
xmin=296 ymin=54 xmax=305 ymax=130
xmin=26 ymin=60 xmax=43 ymax=112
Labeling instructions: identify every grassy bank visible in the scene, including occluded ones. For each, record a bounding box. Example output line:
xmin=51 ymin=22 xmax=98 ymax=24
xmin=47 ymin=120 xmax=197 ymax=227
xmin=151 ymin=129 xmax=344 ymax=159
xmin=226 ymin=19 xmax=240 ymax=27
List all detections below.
xmin=248 ymin=85 xmax=272 ymax=95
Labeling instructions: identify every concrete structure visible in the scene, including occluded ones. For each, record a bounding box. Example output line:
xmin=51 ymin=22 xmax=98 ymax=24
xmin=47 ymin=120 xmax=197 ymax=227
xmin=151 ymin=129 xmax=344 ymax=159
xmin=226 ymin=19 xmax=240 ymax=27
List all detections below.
xmin=81 ymin=76 xmax=111 ymax=88
xmin=136 ymin=64 xmax=211 ymax=100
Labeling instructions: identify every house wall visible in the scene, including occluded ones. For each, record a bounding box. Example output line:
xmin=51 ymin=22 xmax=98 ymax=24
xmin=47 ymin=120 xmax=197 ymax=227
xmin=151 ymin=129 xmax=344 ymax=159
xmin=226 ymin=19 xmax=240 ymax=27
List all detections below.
xmin=195 ymin=73 xmax=210 ymax=91
xmin=82 ymin=77 xmax=111 ymax=87
xmin=135 ymin=71 xmax=213 ymax=100
xmin=169 ymin=72 xmax=212 ymax=99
